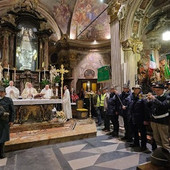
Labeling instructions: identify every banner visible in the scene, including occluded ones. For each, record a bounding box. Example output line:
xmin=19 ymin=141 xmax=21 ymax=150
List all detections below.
xmin=97 ymin=66 xmax=111 ymax=83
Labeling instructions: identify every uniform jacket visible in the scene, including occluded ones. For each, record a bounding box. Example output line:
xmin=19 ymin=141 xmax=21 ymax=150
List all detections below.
xmin=148 ymin=93 xmax=169 ymax=125
xmin=107 ymin=93 xmax=119 ymax=116
xmin=0 ymin=97 xmax=15 ymax=143
xmin=128 ymin=93 xmax=150 ymax=124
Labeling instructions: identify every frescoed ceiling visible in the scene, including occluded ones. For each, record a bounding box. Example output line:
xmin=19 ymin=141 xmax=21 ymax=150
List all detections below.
xmin=0 ymin=0 xmax=110 ymax=41
xmin=40 ymin=0 xmax=110 ymax=40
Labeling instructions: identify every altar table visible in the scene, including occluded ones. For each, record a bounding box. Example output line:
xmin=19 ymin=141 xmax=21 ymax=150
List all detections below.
xmin=13 ymin=99 xmax=62 ymax=124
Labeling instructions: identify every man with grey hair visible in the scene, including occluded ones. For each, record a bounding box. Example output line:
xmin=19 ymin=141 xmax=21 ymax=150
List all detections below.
xmin=6 ymin=81 xmax=19 ymax=99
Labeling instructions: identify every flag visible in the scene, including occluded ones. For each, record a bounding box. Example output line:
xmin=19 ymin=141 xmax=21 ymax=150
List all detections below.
xmin=164 ymin=62 xmax=170 ymax=79
xmin=97 ymin=66 xmax=110 ymax=83
xmin=148 ymin=52 xmax=156 ymax=77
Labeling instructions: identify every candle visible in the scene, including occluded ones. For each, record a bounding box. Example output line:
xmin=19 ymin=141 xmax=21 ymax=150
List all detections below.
xmin=56 ymin=87 xmax=58 ymax=97
xmin=44 ymin=68 xmax=45 ymax=79
xmin=39 ymin=71 xmax=41 ymax=83
xmin=7 ymin=65 xmax=9 ymax=76
xmin=14 ymin=68 xmax=16 ymax=82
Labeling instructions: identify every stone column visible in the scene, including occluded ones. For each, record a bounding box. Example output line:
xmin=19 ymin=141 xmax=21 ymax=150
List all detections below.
xmin=122 ymin=38 xmax=143 ymax=88
xmin=9 ymin=33 xmax=15 ymax=67
xmin=108 ymin=0 xmax=122 ymax=91
xmin=39 ymin=38 xmax=43 ymax=70
xmin=2 ymin=31 xmax=10 ymax=68
xmin=43 ymin=37 xmax=49 ymax=70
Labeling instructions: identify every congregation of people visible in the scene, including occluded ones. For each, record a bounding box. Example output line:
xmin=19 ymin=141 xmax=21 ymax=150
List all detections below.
xmin=89 ymin=82 xmax=170 ymax=155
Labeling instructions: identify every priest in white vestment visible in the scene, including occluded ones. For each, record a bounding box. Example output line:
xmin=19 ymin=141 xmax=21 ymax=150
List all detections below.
xmin=40 ymin=85 xmax=54 ymax=99
xmin=21 ymin=82 xmax=37 ymax=99
xmin=5 ymin=81 xmax=19 ymax=99
xmin=62 ymin=85 xmax=72 ymax=120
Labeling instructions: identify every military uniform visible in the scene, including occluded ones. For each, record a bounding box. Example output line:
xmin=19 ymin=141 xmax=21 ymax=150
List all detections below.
xmin=0 ymin=96 xmax=15 ymax=158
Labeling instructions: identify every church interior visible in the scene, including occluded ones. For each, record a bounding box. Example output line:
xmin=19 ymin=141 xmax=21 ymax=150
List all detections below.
xmin=0 ymin=0 xmax=170 ymax=169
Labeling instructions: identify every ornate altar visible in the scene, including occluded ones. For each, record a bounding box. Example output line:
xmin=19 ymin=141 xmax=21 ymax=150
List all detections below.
xmin=13 ymin=99 xmax=62 ymax=124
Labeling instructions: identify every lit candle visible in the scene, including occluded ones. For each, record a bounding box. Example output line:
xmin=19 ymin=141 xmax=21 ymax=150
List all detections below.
xmin=56 ymin=87 xmax=58 ymax=97
xmin=44 ymin=68 xmax=45 ymax=79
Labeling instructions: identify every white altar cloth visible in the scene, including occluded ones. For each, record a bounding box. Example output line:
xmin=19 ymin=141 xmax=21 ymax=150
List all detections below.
xmin=13 ymin=99 xmax=62 ymax=106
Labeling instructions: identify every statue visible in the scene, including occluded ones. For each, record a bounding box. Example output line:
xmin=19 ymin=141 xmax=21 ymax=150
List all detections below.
xmin=117 ymin=4 xmax=127 ymax=20
xmin=154 ymin=15 xmax=166 ymax=31
xmin=0 ymin=62 xmax=3 ymax=82
xmin=50 ymin=65 xmax=58 ymax=83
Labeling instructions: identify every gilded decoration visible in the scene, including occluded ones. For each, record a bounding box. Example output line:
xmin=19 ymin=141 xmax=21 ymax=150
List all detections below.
xmin=122 ymin=37 xmax=143 ymax=54
xmin=107 ymin=0 xmax=121 ymax=23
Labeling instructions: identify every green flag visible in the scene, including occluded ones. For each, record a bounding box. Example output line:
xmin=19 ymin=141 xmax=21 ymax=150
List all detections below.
xmin=164 ymin=62 xmax=170 ymax=79
xmin=97 ymin=66 xmax=110 ymax=83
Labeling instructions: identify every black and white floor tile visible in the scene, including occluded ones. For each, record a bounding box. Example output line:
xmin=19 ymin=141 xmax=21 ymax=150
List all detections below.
xmin=0 ymin=127 xmax=151 ymax=170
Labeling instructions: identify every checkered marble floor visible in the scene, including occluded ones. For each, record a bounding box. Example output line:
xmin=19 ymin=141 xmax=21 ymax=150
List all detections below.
xmin=0 ymin=127 xmax=151 ymax=170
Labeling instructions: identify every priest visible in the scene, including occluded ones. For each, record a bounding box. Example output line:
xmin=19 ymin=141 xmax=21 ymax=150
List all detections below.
xmin=63 ymin=85 xmax=72 ymax=120
xmin=21 ymin=82 xmax=37 ymax=99
xmin=40 ymin=85 xmax=54 ymax=99
xmin=5 ymin=81 xmax=19 ymax=99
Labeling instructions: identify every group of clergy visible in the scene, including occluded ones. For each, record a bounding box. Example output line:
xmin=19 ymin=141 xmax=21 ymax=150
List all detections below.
xmin=5 ymin=81 xmax=53 ymax=100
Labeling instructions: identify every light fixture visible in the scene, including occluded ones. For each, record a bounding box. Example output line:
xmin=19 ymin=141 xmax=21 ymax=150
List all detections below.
xmin=162 ymin=31 xmax=170 ymax=41
xmin=100 ymin=0 xmax=104 ymax=2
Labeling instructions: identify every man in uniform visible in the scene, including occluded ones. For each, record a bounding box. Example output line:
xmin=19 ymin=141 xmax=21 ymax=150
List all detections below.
xmin=147 ymin=83 xmax=170 ymax=151
xmin=5 ymin=80 xmax=19 ymax=99
xmin=118 ymin=84 xmax=132 ymax=141
xmin=0 ymin=86 xmax=15 ymax=159
xmin=21 ymin=82 xmax=37 ymax=99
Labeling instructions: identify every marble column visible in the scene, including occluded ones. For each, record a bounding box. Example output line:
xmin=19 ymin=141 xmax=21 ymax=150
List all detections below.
xmin=2 ymin=31 xmax=10 ymax=68
xmin=43 ymin=37 xmax=49 ymax=70
xmin=9 ymin=33 xmax=15 ymax=67
xmin=122 ymin=38 xmax=143 ymax=88
xmin=108 ymin=0 xmax=122 ymax=91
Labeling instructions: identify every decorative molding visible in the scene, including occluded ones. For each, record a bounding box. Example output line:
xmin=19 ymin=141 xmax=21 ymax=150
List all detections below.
xmin=122 ymin=37 xmax=143 ymax=54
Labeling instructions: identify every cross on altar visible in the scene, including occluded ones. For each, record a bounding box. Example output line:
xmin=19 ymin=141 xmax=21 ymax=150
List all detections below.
xmin=56 ymin=64 xmax=69 ymax=99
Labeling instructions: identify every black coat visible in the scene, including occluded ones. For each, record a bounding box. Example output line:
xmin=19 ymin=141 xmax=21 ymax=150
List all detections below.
xmin=118 ymin=91 xmax=132 ymax=116
xmin=128 ymin=93 xmax=150 ymax=124
xmin=107 ymin=93 xmax=118 ymax=116
xmin=0 ymin=97 xmax=15 ymax=143
xmin=147 ymin=93 xmax=169 ymax=125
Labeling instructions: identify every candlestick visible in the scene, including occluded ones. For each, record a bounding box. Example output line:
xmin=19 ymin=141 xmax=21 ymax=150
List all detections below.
xmin=56 ymin=87 xmax=58 ymax=97
xmin=7 ymin=65 xmax=9 ymax=76
xmin=39 ymin=71 xmax=41 ymax=83
xmin=44 ymin=68 xmax=45 ymax=79
xmin=14 ymin=68 xmax=16 ymax=82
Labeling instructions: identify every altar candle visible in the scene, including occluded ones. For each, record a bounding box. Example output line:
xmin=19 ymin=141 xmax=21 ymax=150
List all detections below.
xmin=7 ymin=65 xmax=9 ymax=75
xmin=44 ymin=68 xmax=45 ymax=79
xmin=39 ymin=71 xmax=41 ymax=83
xmin=14 ymin=68 xmax=16 ymax=82
xmin=56 ymin=87 xmax=58 ymax=97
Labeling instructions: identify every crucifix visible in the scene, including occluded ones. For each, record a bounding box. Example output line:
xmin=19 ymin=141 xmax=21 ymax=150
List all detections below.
xmin=56 ymin=64 xmax=69 ymax=99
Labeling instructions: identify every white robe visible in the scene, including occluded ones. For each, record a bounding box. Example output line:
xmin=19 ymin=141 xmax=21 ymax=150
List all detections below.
xmin=62 ymin=89 xmax=72 ymax=119
xmin=41 ymin=88 xmax=54 ymax=99
xmin=21 ymin=87 xmax=38 ymax=99
xmin=5 ymin=86 xmax=20 ymax=99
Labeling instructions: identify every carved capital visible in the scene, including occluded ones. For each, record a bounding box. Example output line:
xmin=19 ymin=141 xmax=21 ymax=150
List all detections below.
xmin=122 ymin=37 xmax=143 ymax=54
xmin=149 ymin=39 xmax=161 ymax=50
xmin=107 ymin=0 xmax=121 ymax=23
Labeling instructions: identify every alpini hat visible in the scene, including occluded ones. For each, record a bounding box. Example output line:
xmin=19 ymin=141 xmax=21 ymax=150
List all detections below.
xmin=132 ymin=84 xmax=141 ymax=90
xmin=154 ymin=83 xmax=164 ymax=89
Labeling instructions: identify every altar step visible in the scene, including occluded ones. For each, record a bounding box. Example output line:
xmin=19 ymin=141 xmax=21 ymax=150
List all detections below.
xmin=10 ymin=121 xmax=64 ymax=133
xmin=5 ymin=119 xmax=97 ymax=152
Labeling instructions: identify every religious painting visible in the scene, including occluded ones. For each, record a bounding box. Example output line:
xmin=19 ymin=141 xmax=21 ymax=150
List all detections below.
xmin=16 ymin=24 xmax=38 ymax=71
xmin=84 ymin=69 xmax=95 ymax=79
xmin=70 ymin=0 xmax=110 ymax=40
xmin=41 ymin=0 xmax=77 ymax=34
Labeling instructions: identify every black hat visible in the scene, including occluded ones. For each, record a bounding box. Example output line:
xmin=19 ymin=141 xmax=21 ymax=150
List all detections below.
xmin=123 ymin=84 xmax=129 ymax=89
xmin=167 ymin=81 xmax=170 ymax=85
xmin=154 ymin=83 xmax=164 ymax=89
xmin=0 ymin=86 xmax=5 ymax=92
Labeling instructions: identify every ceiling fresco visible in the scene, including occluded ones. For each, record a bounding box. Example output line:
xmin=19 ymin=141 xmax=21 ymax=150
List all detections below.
xmin=70 ymin=0 xmax=110 ymax=40
xmin=0 ymin=0 xmax=110 ymax=41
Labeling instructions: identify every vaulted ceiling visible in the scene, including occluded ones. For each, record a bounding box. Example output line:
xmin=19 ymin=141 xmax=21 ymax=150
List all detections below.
xmin=0 ymin=0 xmax=110 ymax=41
